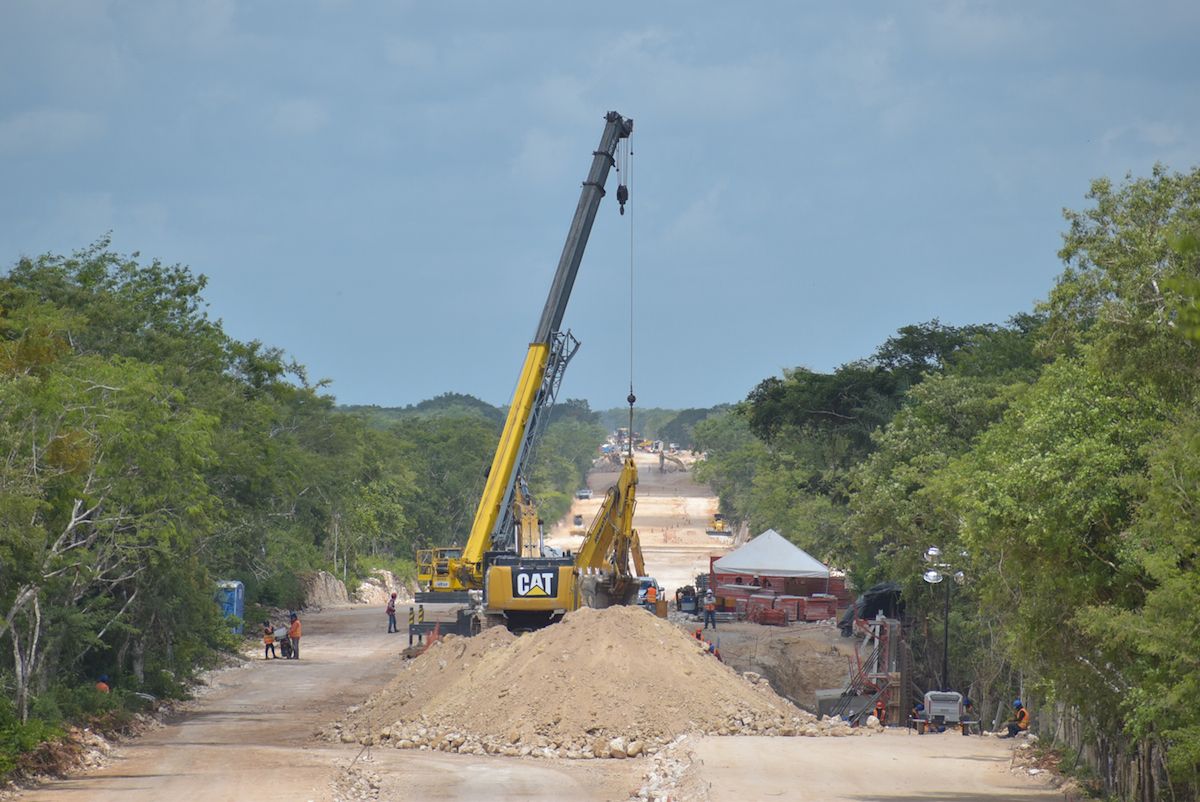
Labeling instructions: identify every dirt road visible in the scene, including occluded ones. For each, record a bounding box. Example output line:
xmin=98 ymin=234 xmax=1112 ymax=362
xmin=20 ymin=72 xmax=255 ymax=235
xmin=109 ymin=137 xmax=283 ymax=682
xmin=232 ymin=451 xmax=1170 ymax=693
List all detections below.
xmin=689 ymin=731 xmax=1061 ymax=801
xmin=22 ymin=606 xmax=639 ymax=802
xmin=21 ymin=605 xmax=1061 ymax=802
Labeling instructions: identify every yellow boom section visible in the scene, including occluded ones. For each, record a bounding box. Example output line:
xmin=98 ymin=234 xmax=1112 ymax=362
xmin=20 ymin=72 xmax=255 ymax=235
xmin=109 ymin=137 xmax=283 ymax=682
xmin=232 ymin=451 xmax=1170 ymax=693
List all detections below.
xmin=575 ymin=456 xmax=643 ymax=608
xmin=458 ymin=341 xmax=551 ymax=586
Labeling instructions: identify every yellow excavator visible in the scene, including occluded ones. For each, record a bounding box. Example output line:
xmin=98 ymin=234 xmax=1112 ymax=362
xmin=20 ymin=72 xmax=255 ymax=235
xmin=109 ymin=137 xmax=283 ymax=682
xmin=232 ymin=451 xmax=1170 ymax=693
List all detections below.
xmin=706 ymin=512 xmax=730 ymax=536
xmin=417 ymin=111 xmax=640 ymax=631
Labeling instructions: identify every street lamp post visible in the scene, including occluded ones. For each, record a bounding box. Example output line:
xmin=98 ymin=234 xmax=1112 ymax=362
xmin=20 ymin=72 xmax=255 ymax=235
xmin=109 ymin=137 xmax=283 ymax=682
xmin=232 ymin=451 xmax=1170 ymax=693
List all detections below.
xmin=922 ymin=547 xmax=965 ymax=692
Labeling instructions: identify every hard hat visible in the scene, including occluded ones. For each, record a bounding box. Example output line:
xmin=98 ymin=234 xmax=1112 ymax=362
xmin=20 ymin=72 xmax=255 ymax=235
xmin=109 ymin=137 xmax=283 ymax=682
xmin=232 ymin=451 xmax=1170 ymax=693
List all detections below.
xmin=875 ymin=700 xmax=884 ymax=708
xmin=916 ymin=703 xmax=924 ymax=711
xmin=1014 ymin=699 xmax=1022 ymax=708
xmin=391 ymin=592 xmax=397 ymax=597
xmin=290 ymin=612 xmax=297 ymax=619
xmin=100 ymin=675 xmax=108 ymax=682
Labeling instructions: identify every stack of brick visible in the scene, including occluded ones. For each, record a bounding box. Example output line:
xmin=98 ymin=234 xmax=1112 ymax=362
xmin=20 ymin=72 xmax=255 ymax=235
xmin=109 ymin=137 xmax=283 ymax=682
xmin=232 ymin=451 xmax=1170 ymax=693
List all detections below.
xmin=804 ymin=594 xmax=837 ymax=620
xmin=775 ymin=595 xmax=805 ymax=622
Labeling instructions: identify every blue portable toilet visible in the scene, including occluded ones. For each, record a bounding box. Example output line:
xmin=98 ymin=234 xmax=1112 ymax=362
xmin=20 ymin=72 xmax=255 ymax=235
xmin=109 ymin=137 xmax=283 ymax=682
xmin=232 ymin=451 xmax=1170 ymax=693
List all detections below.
xmin=216 ymin=580 xmax=245 ymax=634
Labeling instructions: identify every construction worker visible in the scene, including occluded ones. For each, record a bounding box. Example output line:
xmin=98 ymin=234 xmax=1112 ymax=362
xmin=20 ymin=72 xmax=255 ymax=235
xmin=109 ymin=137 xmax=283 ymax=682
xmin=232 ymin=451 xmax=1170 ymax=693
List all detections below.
xmin=287 ymin=612 xmax=302 ymax=660
xmin=703 ymin=590 xmax=717 ymax=630
xmin=263 ymin=619 xmax=277 ymax=659
xmin=874 ymin=699 xmax=887 ymax=726
xmin=95 ymin=675 xmax=110 ymax=693
xmin=910 ymin=702 xmax=924 ymax=728
xmin=999 ymin=699 xmax=1029 ymax=738
xmin=646 ymin=584 xmax=658 ymax=609
xmin=386 ymin=593 xmax=398 ymax=633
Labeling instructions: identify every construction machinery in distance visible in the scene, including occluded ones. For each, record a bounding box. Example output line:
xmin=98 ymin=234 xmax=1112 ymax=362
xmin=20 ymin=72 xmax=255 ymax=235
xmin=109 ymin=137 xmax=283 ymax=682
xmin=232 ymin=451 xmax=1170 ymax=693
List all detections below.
xmin=659 ymin=451 xmax=688 ymax=473
xmin=417 ymin=111 xmax=645 ymax=632
xmin=707 ymin=512 xmax=731 ymax=537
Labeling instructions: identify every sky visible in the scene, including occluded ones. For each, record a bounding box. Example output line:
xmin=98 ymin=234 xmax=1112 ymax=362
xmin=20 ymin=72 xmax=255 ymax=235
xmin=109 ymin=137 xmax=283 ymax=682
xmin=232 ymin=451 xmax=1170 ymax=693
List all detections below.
xmin=2 ymin=2 xmax=1198 ymax=413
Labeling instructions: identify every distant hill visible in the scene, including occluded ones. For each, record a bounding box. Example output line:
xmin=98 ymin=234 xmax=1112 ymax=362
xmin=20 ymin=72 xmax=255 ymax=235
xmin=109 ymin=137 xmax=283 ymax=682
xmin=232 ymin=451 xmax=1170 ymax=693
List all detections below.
xmin=341 ymin=392 xmax=505 ymax=429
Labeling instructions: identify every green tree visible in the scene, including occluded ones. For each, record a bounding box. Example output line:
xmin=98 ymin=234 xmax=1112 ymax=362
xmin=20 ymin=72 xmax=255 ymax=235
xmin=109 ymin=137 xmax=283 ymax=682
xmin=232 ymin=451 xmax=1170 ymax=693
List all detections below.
xmin=0 ymin=288 xmax=218 ymax=718
xmin=1077 ymin=412 xmax=1200 ymax=793
xmin=948 ymin=360 xmax=1162 ymax=718
xmin=1042 ymin=164 xmax=1200 ymax=391
xmin=691 ymin=407 xmax=767 ymax=533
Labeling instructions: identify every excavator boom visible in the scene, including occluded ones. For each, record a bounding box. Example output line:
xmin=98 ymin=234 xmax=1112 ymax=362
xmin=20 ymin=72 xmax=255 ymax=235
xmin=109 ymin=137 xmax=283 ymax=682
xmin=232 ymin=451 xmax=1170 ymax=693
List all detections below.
xmin=575 ymin=457 xmax=644 ymax=608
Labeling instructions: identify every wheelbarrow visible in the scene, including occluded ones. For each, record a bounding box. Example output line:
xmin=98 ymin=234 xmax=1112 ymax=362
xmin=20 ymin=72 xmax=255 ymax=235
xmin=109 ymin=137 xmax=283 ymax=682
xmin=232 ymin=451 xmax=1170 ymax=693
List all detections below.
xmin=273 ymin=626 xmax=293 ymax=659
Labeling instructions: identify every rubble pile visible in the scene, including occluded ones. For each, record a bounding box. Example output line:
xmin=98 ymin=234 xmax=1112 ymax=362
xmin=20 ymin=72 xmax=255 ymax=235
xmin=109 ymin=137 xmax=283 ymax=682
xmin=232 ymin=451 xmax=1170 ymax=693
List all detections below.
xmin=327 ymin=606 xmax=871 ymax=760
xmin=351 ymin=569 xmax=413 ymax=605
xmin=634 ymin=735 xmax=710 ymax=801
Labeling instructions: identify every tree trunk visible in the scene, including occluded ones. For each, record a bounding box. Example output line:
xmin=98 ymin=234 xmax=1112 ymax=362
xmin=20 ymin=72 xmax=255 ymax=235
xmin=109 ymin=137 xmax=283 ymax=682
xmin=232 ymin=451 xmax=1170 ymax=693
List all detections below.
xmin=10 ymin=596 xmax=44 ymax=722
xmin=132 ymin=639 xmax=146 ymax=685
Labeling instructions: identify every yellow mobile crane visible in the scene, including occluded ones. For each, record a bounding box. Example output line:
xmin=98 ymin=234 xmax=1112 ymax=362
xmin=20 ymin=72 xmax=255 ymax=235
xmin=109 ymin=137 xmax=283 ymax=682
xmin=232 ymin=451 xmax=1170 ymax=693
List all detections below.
xmin=417 ymin=111 xmax=636 ymax=631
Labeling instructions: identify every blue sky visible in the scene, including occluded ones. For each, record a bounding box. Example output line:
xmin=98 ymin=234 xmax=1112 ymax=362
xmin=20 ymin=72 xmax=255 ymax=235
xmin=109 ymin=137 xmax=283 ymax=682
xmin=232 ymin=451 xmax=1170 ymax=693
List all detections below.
xmin=3 ymin=2 xmax=1197 ymax=412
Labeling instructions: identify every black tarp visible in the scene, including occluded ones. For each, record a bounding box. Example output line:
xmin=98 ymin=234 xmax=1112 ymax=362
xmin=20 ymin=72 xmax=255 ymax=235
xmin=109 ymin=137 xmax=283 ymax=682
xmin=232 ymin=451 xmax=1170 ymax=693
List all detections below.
xmin=839 ymin=581 xmax=904 ymax=636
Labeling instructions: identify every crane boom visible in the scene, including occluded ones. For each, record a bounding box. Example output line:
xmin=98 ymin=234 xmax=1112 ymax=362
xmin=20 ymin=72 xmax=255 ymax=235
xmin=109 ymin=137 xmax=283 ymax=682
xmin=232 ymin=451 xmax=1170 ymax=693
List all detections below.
xmin=420 ymin=111 xmax=632 ymax=595
xmin=534 ymin=111 xmax=635 ymax=343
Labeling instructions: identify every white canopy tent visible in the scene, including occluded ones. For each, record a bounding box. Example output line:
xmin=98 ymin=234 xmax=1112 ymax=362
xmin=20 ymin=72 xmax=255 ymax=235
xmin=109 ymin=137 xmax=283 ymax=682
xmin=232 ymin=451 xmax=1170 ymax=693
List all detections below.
xmin=712 ymin=529 xmax=829 ymax=579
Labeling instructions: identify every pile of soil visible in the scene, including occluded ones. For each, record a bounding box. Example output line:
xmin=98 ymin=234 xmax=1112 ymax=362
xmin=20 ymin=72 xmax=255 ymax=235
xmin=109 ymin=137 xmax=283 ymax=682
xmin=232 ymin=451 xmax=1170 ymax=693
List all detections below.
xmin=328 ymin=606 xmax=824 ymax=759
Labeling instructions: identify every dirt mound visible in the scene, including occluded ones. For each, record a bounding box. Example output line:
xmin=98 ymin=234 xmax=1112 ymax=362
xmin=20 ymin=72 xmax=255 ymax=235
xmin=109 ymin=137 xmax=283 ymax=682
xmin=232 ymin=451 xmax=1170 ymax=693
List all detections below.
xmin=330 ymin=606 xmax=830 ymax=759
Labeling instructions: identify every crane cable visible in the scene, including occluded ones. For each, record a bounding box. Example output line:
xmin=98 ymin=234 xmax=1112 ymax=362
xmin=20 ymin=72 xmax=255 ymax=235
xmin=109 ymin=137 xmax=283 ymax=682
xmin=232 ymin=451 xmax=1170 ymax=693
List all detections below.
xmin=617 ymin=136 xmax=636 ymax=454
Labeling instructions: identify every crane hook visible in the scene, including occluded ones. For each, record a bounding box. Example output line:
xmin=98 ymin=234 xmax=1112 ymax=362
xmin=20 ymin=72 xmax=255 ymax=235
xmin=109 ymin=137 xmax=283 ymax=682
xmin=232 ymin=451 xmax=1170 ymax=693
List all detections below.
xmin=616 ymin=184 xmax=629 ymax=215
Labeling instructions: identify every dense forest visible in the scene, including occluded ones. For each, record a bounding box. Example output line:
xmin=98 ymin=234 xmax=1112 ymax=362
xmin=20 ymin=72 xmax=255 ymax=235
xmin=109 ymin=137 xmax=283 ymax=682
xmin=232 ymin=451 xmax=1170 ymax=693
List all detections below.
xmin=693 ymin=165 xmax=1200 ymax=800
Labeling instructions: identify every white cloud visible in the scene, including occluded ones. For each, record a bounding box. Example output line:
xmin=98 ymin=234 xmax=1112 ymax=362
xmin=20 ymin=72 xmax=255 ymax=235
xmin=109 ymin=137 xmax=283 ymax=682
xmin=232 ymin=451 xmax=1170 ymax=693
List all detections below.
xmin=1101 ymin=119 xmax=1187 ymax=153
xmin=511 ymin=127 xmax=574 ymax=187
xmin=658 ymin=182 xmax=728 ymax=257
xmin=55 ymin=192 xmax=117 ymax=239
xmin=263 ymin=99 xmax=329 ymax=135
xmin=0 ymin=108 xmax=104 ymax=155
xmin=384 ymin=36 xmax=438 ymax=70
xmin=921 ymin=2 xmax=1049 ymax=57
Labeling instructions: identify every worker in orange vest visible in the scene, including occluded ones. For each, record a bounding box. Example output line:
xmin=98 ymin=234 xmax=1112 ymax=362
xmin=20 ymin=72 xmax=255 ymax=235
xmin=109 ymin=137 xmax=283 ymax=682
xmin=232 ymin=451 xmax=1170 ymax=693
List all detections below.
xmin=286 ymin=612 xmax=302 ymax=660
xmin=874 ymin=699 xmax=887 ymax=726
xmin=1000 ymin=700 xmax=1029 ymax=738
xmin=703 ymin=590 xmax=717 ymax=630
xmin=646 ymin=584 xmax=658 ymax=609
xmin=263 ymin=619 xmax=277 ymax=659
xmin=95 ymin=675 xmax=110 ymax=692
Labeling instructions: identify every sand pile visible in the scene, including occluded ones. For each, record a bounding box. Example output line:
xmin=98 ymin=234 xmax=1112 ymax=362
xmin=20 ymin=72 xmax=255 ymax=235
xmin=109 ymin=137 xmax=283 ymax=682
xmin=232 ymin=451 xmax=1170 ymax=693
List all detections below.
xmin=325 ymin=606 xmax=856 ymax=760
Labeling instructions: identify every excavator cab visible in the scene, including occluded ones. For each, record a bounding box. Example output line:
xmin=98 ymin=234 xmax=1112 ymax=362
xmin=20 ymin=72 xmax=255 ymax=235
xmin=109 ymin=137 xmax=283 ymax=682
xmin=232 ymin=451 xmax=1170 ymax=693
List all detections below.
xmin=416 ymin=547 xmax=464 ymax=590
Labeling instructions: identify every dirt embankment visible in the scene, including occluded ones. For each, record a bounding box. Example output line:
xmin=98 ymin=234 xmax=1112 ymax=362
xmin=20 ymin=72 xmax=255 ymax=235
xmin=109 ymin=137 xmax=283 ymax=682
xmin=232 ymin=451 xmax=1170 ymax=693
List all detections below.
xmin=689 ymin=619 xmax=858 ymax=711
xmin=351 ymin=569 xmax=414 ymax=605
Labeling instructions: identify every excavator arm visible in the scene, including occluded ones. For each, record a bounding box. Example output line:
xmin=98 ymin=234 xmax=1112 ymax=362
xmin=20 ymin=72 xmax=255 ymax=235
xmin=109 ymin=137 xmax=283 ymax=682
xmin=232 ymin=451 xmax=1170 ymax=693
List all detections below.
xmin=575 ymin=457 xmax=643 ymax=608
